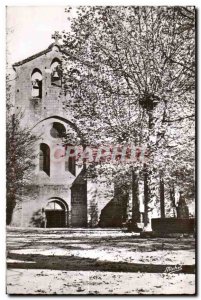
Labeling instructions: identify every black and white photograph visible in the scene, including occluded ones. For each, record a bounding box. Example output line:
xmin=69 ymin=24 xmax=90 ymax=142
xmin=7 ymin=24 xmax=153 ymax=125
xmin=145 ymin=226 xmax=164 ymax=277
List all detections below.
xmin=6 ymin=5 xmax=196 ymax=295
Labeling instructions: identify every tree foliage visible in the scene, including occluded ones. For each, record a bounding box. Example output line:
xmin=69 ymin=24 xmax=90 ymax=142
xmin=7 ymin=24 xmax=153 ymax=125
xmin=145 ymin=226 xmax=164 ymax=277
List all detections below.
xmin=61 ymin=6 xmax=195 ymax=223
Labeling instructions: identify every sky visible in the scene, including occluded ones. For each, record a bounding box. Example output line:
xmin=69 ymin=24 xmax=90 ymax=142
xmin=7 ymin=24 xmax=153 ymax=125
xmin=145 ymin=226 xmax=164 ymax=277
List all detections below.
xmin=6 ymin=6 xmax=71 ymax=67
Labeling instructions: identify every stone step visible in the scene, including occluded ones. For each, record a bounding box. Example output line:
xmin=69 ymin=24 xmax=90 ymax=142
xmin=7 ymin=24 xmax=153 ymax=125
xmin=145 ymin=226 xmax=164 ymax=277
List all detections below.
xmin=7 ymin=226 xmax=134 ymax=236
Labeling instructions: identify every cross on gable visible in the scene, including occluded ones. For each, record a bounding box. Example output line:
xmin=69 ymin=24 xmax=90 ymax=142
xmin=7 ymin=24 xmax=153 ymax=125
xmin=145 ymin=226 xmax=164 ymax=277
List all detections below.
xmin=51 ymin=31 xmax=62 ymax=43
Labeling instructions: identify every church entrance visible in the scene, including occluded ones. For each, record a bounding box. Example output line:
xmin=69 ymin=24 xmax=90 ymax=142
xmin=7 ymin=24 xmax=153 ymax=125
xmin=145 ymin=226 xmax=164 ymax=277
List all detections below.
xmin=45 ymin=199 xmax=68 ymax=228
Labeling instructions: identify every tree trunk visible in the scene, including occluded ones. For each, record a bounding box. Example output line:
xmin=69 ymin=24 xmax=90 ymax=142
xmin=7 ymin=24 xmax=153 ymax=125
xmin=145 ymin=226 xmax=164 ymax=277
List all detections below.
xmin=160 ymin=176 xmax=165 ymax=218
xmin=132 ymin=170 xmax=140 ymax=226
xmin=6 ymin=195 xmax=16 ymax=225
xmin=170 ymin=185 xmax=177 ymax=217
xmin=143 ymin=109 xmax=155 ymax=227
xmin=143 ymin=102 xmax=157 ymax=228
xmin=143 ymin=164 xmax=149 ymax=227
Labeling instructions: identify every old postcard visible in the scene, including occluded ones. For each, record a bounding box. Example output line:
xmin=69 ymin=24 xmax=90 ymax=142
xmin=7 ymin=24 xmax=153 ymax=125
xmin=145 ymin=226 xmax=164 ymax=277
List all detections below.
xmin=6 ymin=6 xmax=196 ymax=295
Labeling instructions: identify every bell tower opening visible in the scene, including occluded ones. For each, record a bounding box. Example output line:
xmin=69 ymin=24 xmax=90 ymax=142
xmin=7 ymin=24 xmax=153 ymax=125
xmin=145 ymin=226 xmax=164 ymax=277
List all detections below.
xmin=50 ymin=58 xmax=62 ymax=86
xmin=31 ymin=68 xmax=42 ymax=98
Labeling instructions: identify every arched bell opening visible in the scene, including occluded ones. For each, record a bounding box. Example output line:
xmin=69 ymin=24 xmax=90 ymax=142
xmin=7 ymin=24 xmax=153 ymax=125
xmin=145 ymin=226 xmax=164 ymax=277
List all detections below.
xmin=50 ymin=58 xmax=62 ymax=86
xmin=31 ymin=68 xmax=43 ymax=98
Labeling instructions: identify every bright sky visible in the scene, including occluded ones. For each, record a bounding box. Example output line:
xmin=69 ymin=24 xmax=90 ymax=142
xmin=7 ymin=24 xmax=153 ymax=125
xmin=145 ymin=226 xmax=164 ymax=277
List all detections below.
xmin=6 ymin=6 xmax=71 ymax=67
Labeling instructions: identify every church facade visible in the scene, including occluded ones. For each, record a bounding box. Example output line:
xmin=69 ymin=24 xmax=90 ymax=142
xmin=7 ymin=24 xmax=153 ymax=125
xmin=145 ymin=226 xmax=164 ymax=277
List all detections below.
xmin=11 ymin=33 xmax=141 ymax=228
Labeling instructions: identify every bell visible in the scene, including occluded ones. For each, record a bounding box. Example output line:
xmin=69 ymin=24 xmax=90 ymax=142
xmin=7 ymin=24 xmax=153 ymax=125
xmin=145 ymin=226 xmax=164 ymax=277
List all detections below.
xmin=32 ymin=80 xmax=39 ymax=88
xmin=53 ymin=70 xmax=60 ymax=79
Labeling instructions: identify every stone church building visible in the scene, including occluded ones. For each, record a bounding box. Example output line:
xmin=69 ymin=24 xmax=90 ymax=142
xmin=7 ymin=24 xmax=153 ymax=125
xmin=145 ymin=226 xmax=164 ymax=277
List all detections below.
xmin=11 ymin=32 xmax=145 ymax=228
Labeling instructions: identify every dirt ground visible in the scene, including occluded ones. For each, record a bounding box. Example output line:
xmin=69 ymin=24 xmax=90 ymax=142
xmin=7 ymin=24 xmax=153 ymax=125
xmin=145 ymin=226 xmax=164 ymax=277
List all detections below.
xmin=6 ymin=227 xmax=196 ymax=295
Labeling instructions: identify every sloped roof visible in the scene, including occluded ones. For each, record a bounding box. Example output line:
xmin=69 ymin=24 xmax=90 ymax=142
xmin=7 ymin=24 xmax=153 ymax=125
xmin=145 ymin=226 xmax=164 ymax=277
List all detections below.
xmin=12 ymin=43 xmax=63 ymax=69
xmin=71 ymin=167 xmax=87 ymax=187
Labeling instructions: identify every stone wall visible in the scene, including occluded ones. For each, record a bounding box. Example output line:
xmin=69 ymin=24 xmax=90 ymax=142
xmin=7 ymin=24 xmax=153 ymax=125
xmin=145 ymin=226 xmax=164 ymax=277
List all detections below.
xmin=14 ymin=45 xmax=66 ymax=127
xmin=11 ymin=185 xmax=71 ymax=227
xmin=12 ymin=43 xmax=120 ymax=228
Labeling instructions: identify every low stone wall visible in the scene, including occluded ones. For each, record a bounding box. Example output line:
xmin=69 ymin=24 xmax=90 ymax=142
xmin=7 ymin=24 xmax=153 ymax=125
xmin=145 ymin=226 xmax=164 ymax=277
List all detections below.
xmin=151 ymin=218 xmax=195 ymax=233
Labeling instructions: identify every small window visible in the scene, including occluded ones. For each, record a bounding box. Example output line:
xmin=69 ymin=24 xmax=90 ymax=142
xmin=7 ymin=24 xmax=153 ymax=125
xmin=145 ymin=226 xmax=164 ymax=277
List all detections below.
xmin=51 ymin=58 xmax=62 ymax=86
xmin=65 ymin=156 xmax=76 ymax=176
xmin=50 ymin=122 xmax=66 ymax=138
xmin=69 ymin=157 xmax=76 ymax=176
xmin=39 ymin=143 xmax=50 ymax=176
xmin=65 ymin=144 xmax=76 ymax=176
xmin=31 ymin=69 xmax=42 ymax=98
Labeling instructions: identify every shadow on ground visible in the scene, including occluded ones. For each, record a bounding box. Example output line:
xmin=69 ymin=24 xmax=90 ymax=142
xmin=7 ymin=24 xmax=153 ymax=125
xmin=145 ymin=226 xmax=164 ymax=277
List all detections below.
xmin=7 ymin=252 xmax=195 ymax=274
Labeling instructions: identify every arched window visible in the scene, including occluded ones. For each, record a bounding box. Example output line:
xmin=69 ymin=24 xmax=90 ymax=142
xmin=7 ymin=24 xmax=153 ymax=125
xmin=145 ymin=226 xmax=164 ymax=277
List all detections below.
xmin=31 ymin=69 xmax=42 ymax=98
xmin=39 ymin=143 xmax=50 ymax=176
xmin=50 ymin=122 xmax=66 ymax=138
xmin=69 ymin=156 xmax=76 ymax=176
xmin=65 ymin=144 xmax=76 ymax=176
xmin=50 ymin=58 xmax=62 ymax=86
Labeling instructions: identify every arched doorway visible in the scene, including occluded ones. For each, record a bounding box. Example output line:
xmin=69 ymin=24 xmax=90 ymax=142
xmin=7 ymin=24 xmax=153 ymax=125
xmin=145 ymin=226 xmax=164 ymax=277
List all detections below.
xmin=45 ymin=198 xmax=68 ymax=228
